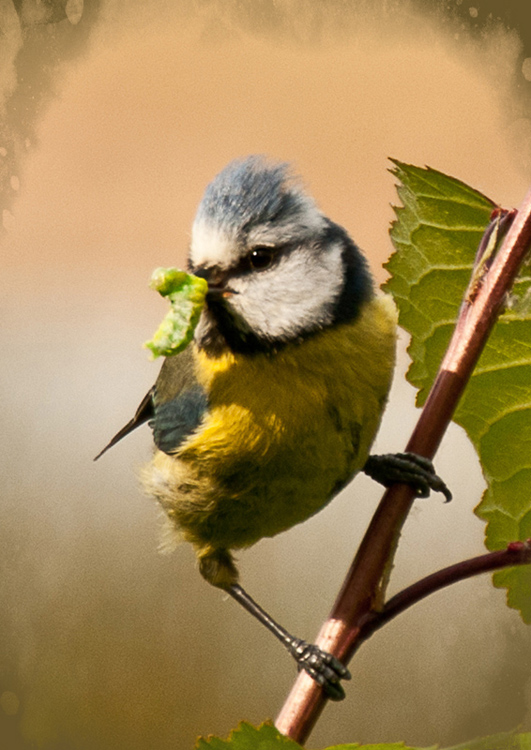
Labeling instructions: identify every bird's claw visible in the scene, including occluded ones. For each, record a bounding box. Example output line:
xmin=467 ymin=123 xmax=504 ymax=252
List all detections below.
xmin=364 ymin=452 xmax=452 ymax=502
xmin=288 ymin=638 xmax=351 ymax=701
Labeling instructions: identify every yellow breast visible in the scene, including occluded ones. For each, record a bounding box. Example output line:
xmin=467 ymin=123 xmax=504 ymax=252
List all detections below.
xmin=144 ymin=294 xmax=397 ymax=554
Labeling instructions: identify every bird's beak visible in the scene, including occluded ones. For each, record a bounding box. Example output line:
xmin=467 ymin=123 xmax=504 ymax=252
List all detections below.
xmin=191 ymin=268 xmax=237 ymax=300
xmin=192 ymin=267 xmax=237 ymax=299
xmin=208 ymin=283 xmax=237 ymax=299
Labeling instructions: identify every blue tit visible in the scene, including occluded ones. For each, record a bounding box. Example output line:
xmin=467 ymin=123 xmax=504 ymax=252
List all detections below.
xmin=97 ymin=156 xmax=449 ymax=700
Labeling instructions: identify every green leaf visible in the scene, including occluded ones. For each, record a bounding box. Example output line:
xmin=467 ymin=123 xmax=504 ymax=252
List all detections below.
xmin=442 ymin=731 xmax=531 ymax=750
xmin=195 ymin=723 xmax=531 ymax=750
xmin=324 ymin=743 xmax=435 ymax=750
xmin=195 ymin=721 xmax=303 ymax=749
xmin=384 ymin=161 xmax=531 ymax=621
xmin=195 ymin=722 xmax=432 ymax=750
xmin=144 ymin=267 xmax=207 ymax=358
xmin=384 ymin=161 xmax=495 ymax=404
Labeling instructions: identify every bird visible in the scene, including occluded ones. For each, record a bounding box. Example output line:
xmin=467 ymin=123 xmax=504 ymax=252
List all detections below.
xmin=96 ymin=155 xmax=450 ymax=700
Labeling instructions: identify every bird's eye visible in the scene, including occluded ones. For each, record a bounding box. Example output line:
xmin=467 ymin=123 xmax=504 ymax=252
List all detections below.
xmin=249 ymin=246 xmax=275 ymax=270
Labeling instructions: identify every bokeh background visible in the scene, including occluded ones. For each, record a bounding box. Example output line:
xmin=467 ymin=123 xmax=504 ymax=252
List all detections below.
xmin=2 ymin=1 xmax=531 ymax=748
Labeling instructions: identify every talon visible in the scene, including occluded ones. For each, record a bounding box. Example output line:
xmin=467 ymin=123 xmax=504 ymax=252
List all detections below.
xmin=363 ymin=452 xmax=452 ymax=502
xmin=288 ymin=638 xmax=350 ymax=701
xmin=323 ymin=679 xmax=346 ymax=702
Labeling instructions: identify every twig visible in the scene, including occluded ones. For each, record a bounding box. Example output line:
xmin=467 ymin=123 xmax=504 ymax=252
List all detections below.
xmin=358 ymin=540 xmax=531 ymax=643
xmin=275 ymin=187 xmax=531 ymax=744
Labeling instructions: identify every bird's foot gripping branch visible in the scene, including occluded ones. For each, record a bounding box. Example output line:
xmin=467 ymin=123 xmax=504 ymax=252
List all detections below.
xmin=363 ymin=451 xmax=452 ymax=500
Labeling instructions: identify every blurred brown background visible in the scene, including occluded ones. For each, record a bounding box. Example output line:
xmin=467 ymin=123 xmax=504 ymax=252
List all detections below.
xmin=2 ymin=1 xmax=531 ymax=748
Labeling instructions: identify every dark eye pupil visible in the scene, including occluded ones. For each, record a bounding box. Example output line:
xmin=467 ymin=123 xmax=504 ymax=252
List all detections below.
xmin=249 ymin=247 xmax=274 ymax=270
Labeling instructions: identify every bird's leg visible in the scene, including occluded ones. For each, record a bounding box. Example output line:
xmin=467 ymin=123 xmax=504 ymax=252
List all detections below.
xmin=363 ymin=452 xmax=452 ymax=502
xmin=227 ymin=582 xmax=351 ymax=701
xmin=198 ymin=547 xmax=350 ymax=699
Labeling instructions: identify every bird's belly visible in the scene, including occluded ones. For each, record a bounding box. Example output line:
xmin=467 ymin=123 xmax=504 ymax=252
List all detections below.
xmin=142 ymin=294 xmax=397 ymax=554
xmin=143 ymin=403 xmax=367 ymax=551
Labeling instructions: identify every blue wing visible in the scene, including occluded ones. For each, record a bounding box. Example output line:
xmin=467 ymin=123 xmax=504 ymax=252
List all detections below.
xmin=95 ymin=346 xmax=208 ymax=459
xmin=151 ymin=360 xmax=208 ymax=453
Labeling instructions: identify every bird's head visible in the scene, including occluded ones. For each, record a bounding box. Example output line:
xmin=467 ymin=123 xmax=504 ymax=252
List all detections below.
xmin=189 ymin=156 xmax=373 ymax=355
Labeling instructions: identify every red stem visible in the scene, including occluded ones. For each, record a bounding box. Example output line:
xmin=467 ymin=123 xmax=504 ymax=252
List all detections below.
xmin=275 ymin=187 xmax=531 ymax=744
xmin=358 ymin=540 xmax=531 ymax=642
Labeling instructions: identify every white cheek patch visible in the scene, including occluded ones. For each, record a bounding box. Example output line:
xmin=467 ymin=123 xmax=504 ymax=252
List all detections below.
xmin=190 ymin=220 xmax=239 ymax=269
xmin=229 ymin=243 xmax=344 ymax=340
